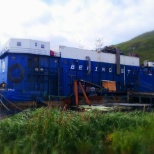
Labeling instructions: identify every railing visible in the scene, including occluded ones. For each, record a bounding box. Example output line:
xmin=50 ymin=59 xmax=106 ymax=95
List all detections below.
xmin=0 ymin=47 xmax=50 ymax=56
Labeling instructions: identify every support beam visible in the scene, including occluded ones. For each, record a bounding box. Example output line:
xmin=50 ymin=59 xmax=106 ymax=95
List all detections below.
xmin=74 ymin=80 xmax=79 ymax=106
xmin=79 ymin=82 xmax=91 ymax=106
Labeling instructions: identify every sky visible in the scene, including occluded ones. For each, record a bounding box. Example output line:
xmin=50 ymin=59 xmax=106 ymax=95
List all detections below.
xmin=0 ymin=0 xmax=154 ymax=50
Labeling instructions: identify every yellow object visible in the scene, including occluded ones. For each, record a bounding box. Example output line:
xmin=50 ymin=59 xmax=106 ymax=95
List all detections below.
xmin=102 ymin=80 xmax=116 ymax=92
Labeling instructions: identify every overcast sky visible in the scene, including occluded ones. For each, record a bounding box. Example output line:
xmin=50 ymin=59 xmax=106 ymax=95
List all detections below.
xmin=0 ymin=0 xmax=154 ymax=50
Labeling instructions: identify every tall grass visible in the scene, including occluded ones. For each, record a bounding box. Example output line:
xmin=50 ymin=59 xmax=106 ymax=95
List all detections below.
xmin=0 ymin=108 xmax=154 ymax=153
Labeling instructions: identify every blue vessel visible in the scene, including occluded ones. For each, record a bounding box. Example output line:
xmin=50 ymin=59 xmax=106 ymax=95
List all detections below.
xmin=0 ymin=38 xmax=141 ymax=107
xmin=133 ymin=60 xmax=154 ymax=93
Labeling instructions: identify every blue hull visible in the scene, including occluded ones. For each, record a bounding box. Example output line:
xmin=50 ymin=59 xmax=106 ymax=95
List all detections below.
xmin=0 ymin=46 xmax=141 ymax=104
xmin=0 ymin=90 xmax=44 ymax=103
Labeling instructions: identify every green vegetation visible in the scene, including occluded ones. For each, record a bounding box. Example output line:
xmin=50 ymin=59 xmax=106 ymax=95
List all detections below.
xmin=116 ymin=30 xmax=154 ymax=63
xmin=0 ymin=108 xmax=154 ymax=154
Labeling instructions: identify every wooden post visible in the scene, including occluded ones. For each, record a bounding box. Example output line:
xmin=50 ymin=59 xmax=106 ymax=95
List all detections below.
xmin=74 ymin=80 xmax=79 ymax=106
xmin=79 ymin=82 xmax=91 ymax=106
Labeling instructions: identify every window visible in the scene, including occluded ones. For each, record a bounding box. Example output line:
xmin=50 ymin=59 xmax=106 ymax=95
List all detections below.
xmin=17 ymin=42 xmax=21 ymax=46
xmin=35 ymin=42 xmax=37 ymax=47
xmin=41 ymin=44 xmax=45 ymax=48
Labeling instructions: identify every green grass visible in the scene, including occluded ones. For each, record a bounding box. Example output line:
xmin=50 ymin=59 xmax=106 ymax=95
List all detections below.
xmin=116 ymin=30 xmax=154 ymax=63
xmin=0 ymin=108 xmax=154 ymax=154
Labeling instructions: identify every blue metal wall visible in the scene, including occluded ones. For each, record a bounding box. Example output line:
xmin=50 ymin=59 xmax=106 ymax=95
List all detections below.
xmin=0 ymin=53 xmax=60 ymax=100
xmin=133 ymin=67 xmax=154 ymax=92
xmin=59 ymin=57 xmax=140 ymax=96
xmin=3 ymin=53 xmax=60 ymax=101
xmin=7 ymin=54 xmax=27 ymax=91
xmin=0 ymin=52 xmax=141 ymax=102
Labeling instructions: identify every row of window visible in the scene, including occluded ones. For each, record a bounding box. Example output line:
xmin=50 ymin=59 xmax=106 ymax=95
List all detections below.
xmin=17 ymin=42 xmax=45 ymax=48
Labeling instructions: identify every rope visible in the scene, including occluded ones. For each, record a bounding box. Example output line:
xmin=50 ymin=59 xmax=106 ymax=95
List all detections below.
xmin=0 ymin=93 xmax=23 ymax=111
xmin=0 ymin=99 xmax=11 ymax=111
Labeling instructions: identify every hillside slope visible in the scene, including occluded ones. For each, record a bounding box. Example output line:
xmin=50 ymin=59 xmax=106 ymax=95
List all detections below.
xmin=116 ymin=30 xmax=154 ymax=63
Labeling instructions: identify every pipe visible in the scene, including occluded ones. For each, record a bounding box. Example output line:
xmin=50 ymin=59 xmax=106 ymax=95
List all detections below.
xmin=85 ymin=56 xmax=91 ymax=75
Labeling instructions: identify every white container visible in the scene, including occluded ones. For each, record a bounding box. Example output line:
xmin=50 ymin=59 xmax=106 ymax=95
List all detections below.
xmin=143 ymin=60 xmax=148 ymax=67
xmin=59 ymin=45 xmax=116 ymax=63
xmin=148 ymin=62 xmax=154 ymax=67
xmin=121 ymin=55 xmax=139 ymax=66
xmin=0 ymin=38 xmax=50 ymax=56
xmin=58 ymin=45 xmax=139 ymax=66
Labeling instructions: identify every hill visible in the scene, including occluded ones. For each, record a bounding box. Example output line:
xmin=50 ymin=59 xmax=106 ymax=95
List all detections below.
xmin=116 ymin=30 xmax=154 ymax=64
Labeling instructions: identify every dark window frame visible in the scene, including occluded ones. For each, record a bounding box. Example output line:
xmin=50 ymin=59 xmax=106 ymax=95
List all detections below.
xmin=41 ymin=44 xmax=45 ymax=48
xmin=17 ymin=42 xmax=21 ymax=46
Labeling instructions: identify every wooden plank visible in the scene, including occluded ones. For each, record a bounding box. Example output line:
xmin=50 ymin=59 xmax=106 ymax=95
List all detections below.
xmin=79 ymin=82 xmax=91 ymax=106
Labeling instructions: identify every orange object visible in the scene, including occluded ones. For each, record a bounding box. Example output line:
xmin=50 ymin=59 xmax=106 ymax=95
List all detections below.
xmin=102 ymin=80 xmax=116 ymax=92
